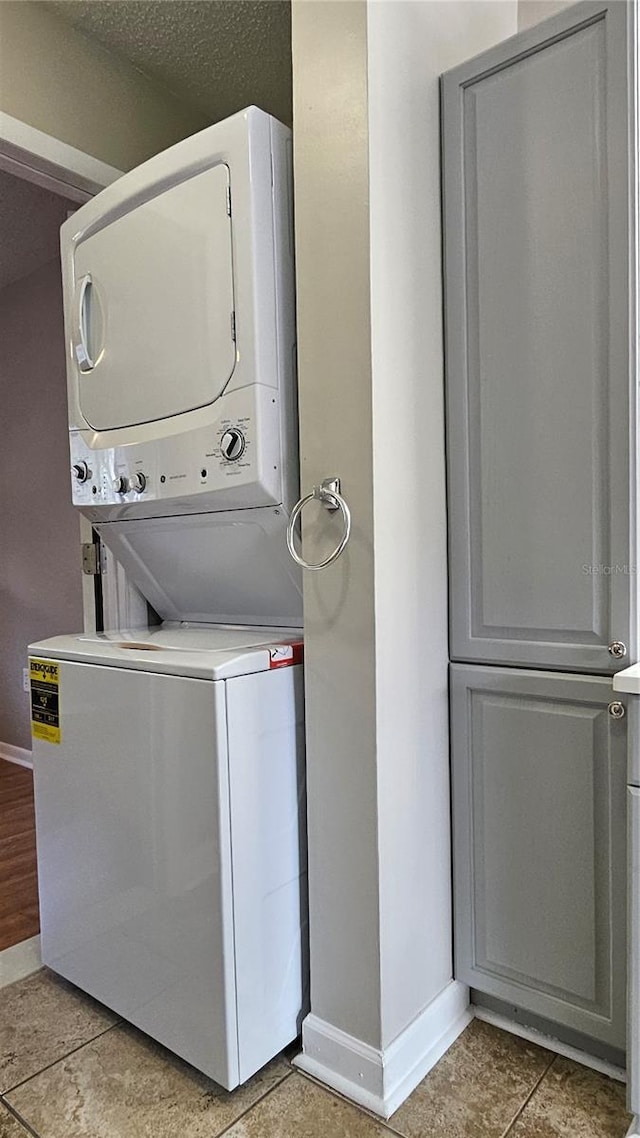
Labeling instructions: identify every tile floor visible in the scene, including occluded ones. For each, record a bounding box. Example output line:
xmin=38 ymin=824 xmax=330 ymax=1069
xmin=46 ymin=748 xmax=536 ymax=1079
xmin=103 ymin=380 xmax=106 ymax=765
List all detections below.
xmin=0 ymin=969 xmax=633 ymax=1138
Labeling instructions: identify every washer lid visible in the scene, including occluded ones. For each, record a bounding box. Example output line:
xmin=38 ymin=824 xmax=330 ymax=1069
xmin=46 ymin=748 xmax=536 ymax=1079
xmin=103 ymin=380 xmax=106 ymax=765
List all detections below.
xmin=94 ymin=509 xmax=303 ymax=630
xmin=28 ymin=626 xmax=303 ymax=681
xmin=73 ymin=162 xmax=236 ymax=432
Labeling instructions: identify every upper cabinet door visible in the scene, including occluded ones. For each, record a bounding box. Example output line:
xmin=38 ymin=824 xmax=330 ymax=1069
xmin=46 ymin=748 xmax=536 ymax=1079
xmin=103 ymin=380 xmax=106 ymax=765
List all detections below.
xmin=73 ymin=163 xmax=236 ymax=432
xmin=442 ymin=1 xmax=635 ymax=673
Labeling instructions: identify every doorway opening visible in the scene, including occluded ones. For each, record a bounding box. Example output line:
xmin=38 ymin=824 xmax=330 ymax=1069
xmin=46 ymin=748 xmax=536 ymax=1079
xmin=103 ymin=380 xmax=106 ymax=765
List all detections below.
xmin=0 ymin=123 xmax=120 ymax=956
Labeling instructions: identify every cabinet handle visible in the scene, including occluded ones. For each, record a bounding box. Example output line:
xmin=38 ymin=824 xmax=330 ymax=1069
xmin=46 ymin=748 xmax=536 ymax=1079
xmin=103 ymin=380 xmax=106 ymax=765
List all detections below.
xmin=609 ymin=641 xmax=627 ymax=658
xmin=608 ymin=701 xmax=626 ymax=720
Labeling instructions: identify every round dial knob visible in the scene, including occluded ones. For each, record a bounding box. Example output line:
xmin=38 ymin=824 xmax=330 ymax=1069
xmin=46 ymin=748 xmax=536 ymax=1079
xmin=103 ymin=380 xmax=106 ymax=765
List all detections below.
xmin=130 ymin=472 xmax=147 ymax=494
xmin=220 ymin=428 xmax=245 ymax=462
xmin=72 ymin=461 xmax=90 ymax=483
xmin=112 ymin=475 xmax=129 ymax=495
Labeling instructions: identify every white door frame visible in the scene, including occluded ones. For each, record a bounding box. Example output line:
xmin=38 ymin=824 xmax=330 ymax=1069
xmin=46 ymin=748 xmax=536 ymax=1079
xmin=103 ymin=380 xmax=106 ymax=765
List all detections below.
xmin=0 ymin=113 xmax=142 ymax=634
xmin=0 ymin=112 xmax=122 ymax=201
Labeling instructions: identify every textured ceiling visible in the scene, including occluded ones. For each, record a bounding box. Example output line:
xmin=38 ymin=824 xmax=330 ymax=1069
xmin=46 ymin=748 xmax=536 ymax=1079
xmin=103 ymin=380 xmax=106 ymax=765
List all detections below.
xmin=49 ymin=1 xmax=293 ymax=127
xmin=0 ymin=168 xmax=74 ymax=292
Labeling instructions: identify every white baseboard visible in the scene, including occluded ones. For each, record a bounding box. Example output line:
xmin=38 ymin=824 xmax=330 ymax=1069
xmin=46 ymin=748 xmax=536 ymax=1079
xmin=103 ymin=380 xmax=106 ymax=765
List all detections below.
xmin=0 ymin=936 xmax=41 ymax=989
xmin=0 ymin=741 xmax=33 ymax=769
xmin=473 ymin=1007 xmax=626 ymax=1085
xmin=293 ymin=980 xmax=471 ymax=1118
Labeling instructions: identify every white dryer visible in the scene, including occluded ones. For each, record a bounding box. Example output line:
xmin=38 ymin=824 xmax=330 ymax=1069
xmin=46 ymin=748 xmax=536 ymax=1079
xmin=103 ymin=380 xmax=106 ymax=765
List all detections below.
xmin=61 ymin=106 xmax=301 ymax=627
xmin=29 ymin=625 xmax=305 ymax=1090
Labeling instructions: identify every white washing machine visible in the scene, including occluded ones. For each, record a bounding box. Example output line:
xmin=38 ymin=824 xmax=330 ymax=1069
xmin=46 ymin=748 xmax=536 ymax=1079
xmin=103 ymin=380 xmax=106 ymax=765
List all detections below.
xmin=29 ymin=625 xmax=306 ymax=1089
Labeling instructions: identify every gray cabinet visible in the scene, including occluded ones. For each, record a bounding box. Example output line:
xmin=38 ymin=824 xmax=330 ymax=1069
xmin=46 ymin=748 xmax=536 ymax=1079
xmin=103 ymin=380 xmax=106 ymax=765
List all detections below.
xmin=628 ymin=788 xmax=640 ymax=1111
xmin=451 ymin=664 xmax=627 ymax=1048
xmin=442 ymin=0 xmax=634 ymax=673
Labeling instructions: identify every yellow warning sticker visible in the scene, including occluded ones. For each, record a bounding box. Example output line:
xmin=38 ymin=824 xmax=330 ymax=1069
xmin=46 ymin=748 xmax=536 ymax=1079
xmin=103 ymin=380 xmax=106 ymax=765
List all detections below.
xmin=30 ymin=659 xmax=61 ymax=745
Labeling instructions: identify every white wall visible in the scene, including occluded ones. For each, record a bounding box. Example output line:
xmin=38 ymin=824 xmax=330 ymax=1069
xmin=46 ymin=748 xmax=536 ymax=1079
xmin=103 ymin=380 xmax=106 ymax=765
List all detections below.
xmin=0 ymin=260 xmax=84 ymax=751
xmin=292 ymin=0 xmax=517 ymax=1113
xmin=368 ymin=0 xmax=519 ymax=1047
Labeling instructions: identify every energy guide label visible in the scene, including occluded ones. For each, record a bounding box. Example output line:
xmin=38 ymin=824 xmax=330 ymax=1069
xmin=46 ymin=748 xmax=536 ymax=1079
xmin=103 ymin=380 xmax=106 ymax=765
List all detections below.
xmin=30 ymin=659 xmax=61 ymax=744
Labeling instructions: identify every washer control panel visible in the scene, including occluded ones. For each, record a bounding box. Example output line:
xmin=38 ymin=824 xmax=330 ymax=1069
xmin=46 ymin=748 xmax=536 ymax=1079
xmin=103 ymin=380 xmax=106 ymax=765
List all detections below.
xmin=72 ymin=461 xmax=91 ymax=483
xmin=112 ymin=475 xmax=129 ymax=495
xmin=129 ymin=472 xmax=147 ymax=494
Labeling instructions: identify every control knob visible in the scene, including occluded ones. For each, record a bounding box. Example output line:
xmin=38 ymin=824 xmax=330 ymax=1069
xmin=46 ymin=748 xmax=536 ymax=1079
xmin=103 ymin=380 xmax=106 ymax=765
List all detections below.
xmin=220 ymin=428 xmax=245 ymax=462
xmin=130 ymin=472 xmax=147 ymax=494
xmin=112 ymin=475 xmax=129 ymax=495
xmin=72 ymin=461 xmax=90 ymax=483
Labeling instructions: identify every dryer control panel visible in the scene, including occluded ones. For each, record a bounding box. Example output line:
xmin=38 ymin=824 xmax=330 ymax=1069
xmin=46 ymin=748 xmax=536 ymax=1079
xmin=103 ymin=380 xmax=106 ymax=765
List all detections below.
xmin=71 ymin=385 xmax=283 ymax=522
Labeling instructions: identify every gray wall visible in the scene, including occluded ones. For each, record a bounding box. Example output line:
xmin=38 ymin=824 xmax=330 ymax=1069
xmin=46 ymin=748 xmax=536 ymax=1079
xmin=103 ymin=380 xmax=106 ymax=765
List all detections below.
xmin=0 ymin=2 xmax=208 ymax=170
xmin=518 ymin=0 xmax=574 ymax=30
xmin=292 ymin=0 xmax=381 ymax=1044
xmin=0 ymin=260 xmax=84 ymax=750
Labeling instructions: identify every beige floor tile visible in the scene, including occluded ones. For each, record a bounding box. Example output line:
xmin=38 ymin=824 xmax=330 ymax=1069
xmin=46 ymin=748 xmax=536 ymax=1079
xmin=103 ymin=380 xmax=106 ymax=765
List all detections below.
xmin=0 ymin=968 xmax=117 ymax=1093
xmin=0 ymin=1103 xmax=31 ymax=1138
xmin=389 ymin=1020 xmax=553 ymax=1138
xmin=223 ymin=1072 xmax=394 ymax=1137
xmin=507 ymin=1056 xmax=632 ymax=1138
xmin=7 ymin=1023 xmax=291 ymax=1138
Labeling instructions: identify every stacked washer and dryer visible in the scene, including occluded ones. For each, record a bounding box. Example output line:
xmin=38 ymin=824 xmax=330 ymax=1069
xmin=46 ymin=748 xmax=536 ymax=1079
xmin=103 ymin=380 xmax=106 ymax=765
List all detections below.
xmin=28 ymin=108 xmax=307 ymax=1090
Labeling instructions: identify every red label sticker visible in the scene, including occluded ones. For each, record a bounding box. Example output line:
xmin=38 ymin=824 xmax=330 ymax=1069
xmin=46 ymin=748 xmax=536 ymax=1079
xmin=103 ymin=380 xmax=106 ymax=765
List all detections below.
xmin=269 ymin=642 xmax=303 ymax=668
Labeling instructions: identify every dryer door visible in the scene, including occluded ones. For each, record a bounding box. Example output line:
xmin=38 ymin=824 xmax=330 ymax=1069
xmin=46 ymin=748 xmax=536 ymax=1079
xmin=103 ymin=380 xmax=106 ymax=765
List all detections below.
xmin=72 ymin=162 xmax=236 ymax=431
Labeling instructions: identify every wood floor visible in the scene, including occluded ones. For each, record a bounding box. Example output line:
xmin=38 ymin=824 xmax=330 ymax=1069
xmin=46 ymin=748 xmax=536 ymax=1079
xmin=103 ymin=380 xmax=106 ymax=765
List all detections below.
xmin=0 ymin=759 xmax=39 ymax=951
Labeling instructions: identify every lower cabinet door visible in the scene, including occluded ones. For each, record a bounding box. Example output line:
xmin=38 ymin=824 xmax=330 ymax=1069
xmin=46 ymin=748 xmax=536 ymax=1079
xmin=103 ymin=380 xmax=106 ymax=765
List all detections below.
xmin=451 ymin=664 xmax=627 ymax=1049
xmin=628 ymin=787 xmax=640 ymax=1113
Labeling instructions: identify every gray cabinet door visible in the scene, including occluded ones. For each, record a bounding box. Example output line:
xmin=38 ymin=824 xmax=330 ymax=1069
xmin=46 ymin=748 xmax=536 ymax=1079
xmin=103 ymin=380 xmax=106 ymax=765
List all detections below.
xmin=628 ymin=787 xmax=640 ymax=1112
xmin=442 ymin=1 xmax=635 ymax=673
xmin=451 ymin=664 xmax=627 ymax=1047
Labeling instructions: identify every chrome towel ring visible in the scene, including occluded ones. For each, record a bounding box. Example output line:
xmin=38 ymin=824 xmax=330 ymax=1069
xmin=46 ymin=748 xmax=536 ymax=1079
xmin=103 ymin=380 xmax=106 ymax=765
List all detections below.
xmin=286 ymin=477 xmax=351 ymax=571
